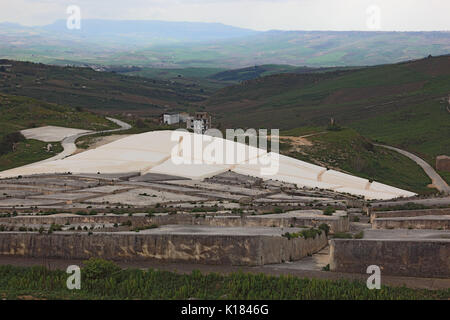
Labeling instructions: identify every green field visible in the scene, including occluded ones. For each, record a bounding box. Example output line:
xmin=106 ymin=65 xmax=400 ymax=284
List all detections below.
xmin=0 ymin=260 xmax=448 ymax=300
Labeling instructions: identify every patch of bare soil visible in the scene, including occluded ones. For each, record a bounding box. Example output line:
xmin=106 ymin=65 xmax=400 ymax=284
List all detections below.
xmin=281 ymin=136 xmax=313 ymax=147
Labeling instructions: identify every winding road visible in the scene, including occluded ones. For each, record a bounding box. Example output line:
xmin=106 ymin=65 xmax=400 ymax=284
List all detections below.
xmin=24 ymin=117 xmax=132 ymax=167
xmin=376 ymin=144 xmax=450 ymax=194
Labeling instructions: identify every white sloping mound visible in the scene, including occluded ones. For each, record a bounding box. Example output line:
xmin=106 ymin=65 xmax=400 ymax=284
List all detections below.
xmin=21 ymin=126 xmax=92 ymax=142
xmin=0 ymin=130 xmax=416 ymax=200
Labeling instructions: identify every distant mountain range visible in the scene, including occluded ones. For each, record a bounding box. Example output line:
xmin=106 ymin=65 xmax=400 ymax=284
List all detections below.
xmin=0 ymin=20 xmax=449 ymax=68
xmin=41 ymin=19 xmax=258 ymax=44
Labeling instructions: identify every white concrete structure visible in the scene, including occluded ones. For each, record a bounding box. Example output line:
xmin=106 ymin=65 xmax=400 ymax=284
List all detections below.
xmin=21 ymin=126 xmax=92 ymax=142
xmin=0 ymin=130 xmax=416 ymax=200
xmin=162 ymin=114 xmax=180 ymax=125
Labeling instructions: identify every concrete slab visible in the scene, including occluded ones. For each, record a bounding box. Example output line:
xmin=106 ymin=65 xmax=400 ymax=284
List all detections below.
xmin=0 ymin=198 xmax=62 ymax=207
xmin=125 ymin=224 xmax=302 ymax=236
xmin=29 ymin=193 xmax=99 ymax=201
xmin=363 ymin=228 xmax=450 ymax=240
xmin=372 ymin=215 xmax=450 ymax=230
xmin=84 ymin=188 xmax=207 ymax=206
xmin=73 ymin=185 xmax=133 ymax=194
xmin=21 ymin=126 xmax=92 ymax=142
xmin=129 ymin=173 xmax=190 ymax=182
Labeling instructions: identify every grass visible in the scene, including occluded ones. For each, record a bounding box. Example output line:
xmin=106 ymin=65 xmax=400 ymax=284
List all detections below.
xmin=437 ymin=170 xmax=450 ymax=186
xmin=0 ymin=262 xmax=448 ymax=300
xmin=0 ymin=140 xmax=63 ymax=171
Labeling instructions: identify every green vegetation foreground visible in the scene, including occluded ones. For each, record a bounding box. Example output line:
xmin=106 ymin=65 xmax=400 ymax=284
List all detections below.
xmin=0 ymin=259 xmax=448 ymax=300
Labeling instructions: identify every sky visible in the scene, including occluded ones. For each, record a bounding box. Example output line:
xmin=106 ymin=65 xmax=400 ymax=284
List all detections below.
xmin=1 ymin=0 xmax=449 ymax=31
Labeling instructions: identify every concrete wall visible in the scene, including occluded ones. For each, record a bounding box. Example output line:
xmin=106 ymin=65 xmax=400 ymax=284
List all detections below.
xmin=372 ymin=217 xmax=449 ymax=230
xmin=370 ymin=208 xmax=450 ymax=223
xmin=0 ymin=232 xmax=327 ymax=266
xmin=330 ymin=239 xmax=450 ymax=278
xmin=1 ymin=214 xmax=349 ymax=233
xmin=205 ymin=216 xmax=349 ymax=233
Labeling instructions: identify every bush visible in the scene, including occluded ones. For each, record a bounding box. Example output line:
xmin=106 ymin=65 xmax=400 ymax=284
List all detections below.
xmin=273 ymin=207 xmax=283 ymax=214
xmin=318 ymin=223 xmax=330 ymax=236
xmin=121 ymin=220 xmax=132 ymax=227
xmin=82 ymin=258 xmax=121 ymax=280
xmin=323 ymin=207 xmax=336 ymax=216
xmin=133 ymin=224 xmax=158 ymax=232
xmin=332 ymin=232 xmax=353 ymax=239
xmin=354 ymin=231 xmax=364 ymax=239
xmin=282 ymin=228 xmax=322 ymax=240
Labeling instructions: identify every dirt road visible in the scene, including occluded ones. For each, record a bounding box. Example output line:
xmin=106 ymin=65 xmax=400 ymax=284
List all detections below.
xmin=24 ymin=117 xmax=131 ymax=166
xmin=376 ymin=144 xmax=450 ymax=194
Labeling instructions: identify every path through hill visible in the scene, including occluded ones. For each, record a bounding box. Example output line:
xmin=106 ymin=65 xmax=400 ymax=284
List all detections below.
xmin=25 ymin=117 xmax=131 ymax=166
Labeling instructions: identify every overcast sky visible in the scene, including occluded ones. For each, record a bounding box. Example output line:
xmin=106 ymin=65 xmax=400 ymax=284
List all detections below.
xmin=1 ymin=0 xmax=449 ymax=31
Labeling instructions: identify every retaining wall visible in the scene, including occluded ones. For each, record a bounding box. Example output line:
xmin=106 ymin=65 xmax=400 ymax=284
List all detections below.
xmin=1 ymin=213 xmax=349 ymax=233
xmin=330 ymin=239 xmax=450 ymax=278
xmin=370 ymin=208 xmax=450 ymax=223
xmin=372 ymin=217 xmax=450 ymax=230
xmin=0 ymin=231 xmax=327 ymax=266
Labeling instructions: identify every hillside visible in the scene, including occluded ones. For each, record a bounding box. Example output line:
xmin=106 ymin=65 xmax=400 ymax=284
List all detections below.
xmin=0 ymin=60 xmax=208 ymax=115
xmin=0 ymin=93 xmax=116 ymax=171
xmin=280 ymin=128 xmax=434 ymax=195
xmin=206 ymin=55 xmax=450 ymax=167
xmin=206 ymin=65 xmax=355 ymax=82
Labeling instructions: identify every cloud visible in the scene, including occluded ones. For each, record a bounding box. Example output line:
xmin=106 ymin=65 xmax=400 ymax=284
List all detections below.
xmin=0 ymin=0 xmax=449 ymax=31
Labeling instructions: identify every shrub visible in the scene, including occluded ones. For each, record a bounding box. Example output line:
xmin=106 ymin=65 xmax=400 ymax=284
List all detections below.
xmin=121 ymin=220 xmax=132 ymax=227
xmin=273 ymin=207 xmax=283 ymax=214
xmin=82 ymin=258 xmax=121 ymax=280
xmin=332 ymin=232 xmax=353 ymax=239
xmin=133 ymin=224 xmax=158 ymax=232
xmin=323 ymin=207 xmax=336 ymax=216
xmin=318 ymin=223 xmax=330 ymax=236
xmin=354 ymin=231 xmax=364 ymax=239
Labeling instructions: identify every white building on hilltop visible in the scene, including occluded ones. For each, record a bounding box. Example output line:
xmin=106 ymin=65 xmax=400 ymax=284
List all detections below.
xmin=162 ymin=113 xmax=180 ymax=125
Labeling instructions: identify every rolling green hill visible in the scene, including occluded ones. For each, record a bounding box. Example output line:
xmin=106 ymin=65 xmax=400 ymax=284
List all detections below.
xmin=206 ymin=55 xmax=450 ymax=168
xmin=0 ymin=60 xmax=208 ymax=115
xmin=280 ymin=128 xmax=434 ymax=194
